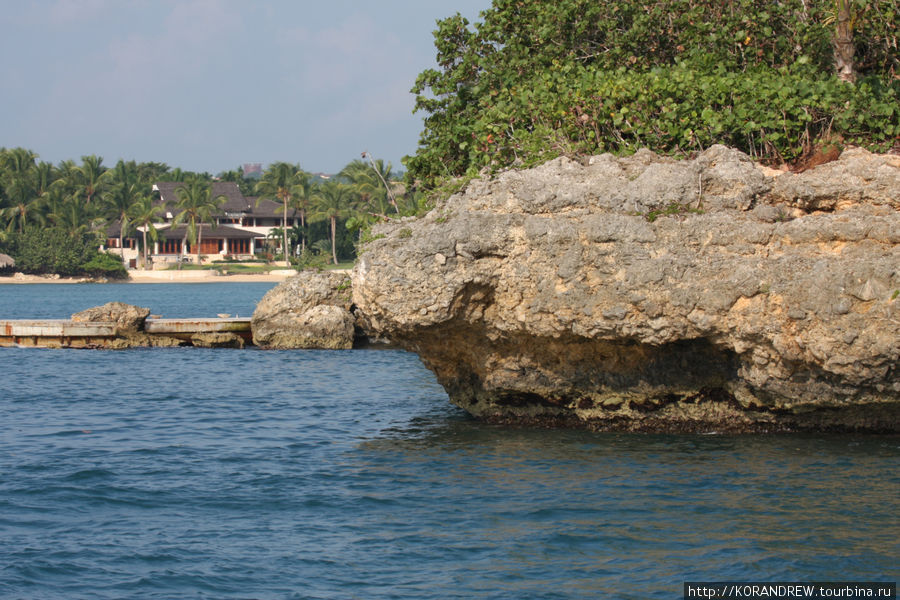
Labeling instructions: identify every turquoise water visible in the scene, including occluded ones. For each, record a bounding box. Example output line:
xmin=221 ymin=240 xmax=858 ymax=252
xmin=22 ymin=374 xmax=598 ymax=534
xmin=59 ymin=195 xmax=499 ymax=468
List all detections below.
xmin=0 ymin=284 xmax=897 ymax=599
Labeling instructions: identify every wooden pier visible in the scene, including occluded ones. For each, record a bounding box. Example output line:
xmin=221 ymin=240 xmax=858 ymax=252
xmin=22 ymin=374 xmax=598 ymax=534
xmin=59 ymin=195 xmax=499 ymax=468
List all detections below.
xmin=0 ymin=317 xmax=252 ymax=348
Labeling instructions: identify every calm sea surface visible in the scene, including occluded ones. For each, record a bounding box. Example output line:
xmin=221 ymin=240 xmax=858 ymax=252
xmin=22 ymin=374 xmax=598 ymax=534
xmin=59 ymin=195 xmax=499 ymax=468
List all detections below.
xmin=0 ymin=284 xmax=897 ymax=599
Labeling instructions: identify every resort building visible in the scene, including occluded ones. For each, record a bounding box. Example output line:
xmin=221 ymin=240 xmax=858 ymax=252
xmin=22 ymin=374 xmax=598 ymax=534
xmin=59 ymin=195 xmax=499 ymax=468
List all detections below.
xmin=104 ymin=181 xmax=299 ymax=269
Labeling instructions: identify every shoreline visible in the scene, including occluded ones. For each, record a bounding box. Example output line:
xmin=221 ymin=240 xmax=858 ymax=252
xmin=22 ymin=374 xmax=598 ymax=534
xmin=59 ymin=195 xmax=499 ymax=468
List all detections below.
xmin=0 ymin=270 xmax=299 ymax=284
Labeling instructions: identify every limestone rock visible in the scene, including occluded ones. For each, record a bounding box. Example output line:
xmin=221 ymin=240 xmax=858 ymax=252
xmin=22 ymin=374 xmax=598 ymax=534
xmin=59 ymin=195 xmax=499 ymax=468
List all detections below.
xmin=67 ymin=302 xmax=184 ymax=348
xmin=352 ymin=145 xmax=900 ymax=432
xmin=251 ymin=271 xmax=356 ymax=349
xmin=191 ymin=332 xmax=245 ymax=348
xmin=768 ymin=147 xmax=900 ymax=212
xmin=71 ymin=302 xmax=150 ymax=334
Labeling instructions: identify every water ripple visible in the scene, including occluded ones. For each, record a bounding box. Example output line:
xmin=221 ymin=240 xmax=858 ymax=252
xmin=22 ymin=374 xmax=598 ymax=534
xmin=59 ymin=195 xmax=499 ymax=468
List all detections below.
xmin=0 ymin=290 xmax=897 ymax=598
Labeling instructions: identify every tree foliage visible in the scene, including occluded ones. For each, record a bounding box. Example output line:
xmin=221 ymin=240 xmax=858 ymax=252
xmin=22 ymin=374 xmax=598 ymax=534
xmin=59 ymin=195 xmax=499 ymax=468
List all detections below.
xmin=6 ymin=227 xmax=126 ymax=278
xmin=311 ymin=181 xmax=354 ymax=265
xmin=173 ymin=179 xmax=226 ymax=263
xmin=255 ymin=162 xmax=306 ymax=262
xmin=0 ymin=144 xmax=423 ymax=272
xmin=406 ymin=0 xmax=899 ymax=188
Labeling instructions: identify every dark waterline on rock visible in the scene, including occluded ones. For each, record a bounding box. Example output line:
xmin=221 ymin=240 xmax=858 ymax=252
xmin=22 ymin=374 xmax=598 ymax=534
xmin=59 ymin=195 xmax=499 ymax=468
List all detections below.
xmin=0 ymin=284 xmax=897 ymax=598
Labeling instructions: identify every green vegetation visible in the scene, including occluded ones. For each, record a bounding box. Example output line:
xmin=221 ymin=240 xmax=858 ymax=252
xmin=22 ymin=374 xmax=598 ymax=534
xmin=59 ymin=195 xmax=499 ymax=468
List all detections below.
xmin=171 ymin=180 xmax=227 ymax=264
xmin=5 ymin=227 xmax=126 ymax=279
xmin=645 ymin=202 xmax=704 ymax=222
xmin=0 ymin=147 xmax=422 ymax=274
xmin=255 ymin=162 xmax=307 ymax=262
xmin=311 ymin=180 xmax=355 ymax=265
xmin=9 ymin=1 xmax=892 ymax=273
xmin=406 ymin=0 xmax=898 ymax=189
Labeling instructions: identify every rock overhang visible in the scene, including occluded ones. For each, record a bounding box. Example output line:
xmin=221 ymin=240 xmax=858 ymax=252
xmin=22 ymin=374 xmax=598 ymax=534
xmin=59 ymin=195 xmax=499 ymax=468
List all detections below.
xmin=350 ymin=145 xmax=899 ymax=432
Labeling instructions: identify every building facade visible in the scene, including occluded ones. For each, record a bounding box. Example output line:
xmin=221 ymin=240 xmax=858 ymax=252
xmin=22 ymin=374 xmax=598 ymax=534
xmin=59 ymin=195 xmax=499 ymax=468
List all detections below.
xmin=105 ymin=182 xmax=299 ymax=269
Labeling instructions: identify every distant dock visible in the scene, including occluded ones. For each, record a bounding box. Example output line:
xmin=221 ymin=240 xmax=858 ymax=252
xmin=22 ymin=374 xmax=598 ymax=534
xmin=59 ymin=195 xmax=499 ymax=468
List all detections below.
xmin=0 ymin=317 xmax=252 ymax=348
xmin=143 ymin=318 xmax=252 ymax=342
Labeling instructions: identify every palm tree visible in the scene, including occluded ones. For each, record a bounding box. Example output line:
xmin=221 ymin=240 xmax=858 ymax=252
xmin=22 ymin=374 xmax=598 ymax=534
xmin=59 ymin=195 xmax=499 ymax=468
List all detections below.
xmin=128 ymin=194 xmax=162 ymax=268
xmin=0 ymin=148 xmax=41 ymax=233
xmin=168 ymin=167 xmax=188 ymax=182
xmin=290 ymin=171 xmax=314 ymax=253
xmin=46 ymin=192 xmax=93 ymax=237
xmin=255 ymin=162 xmax=302 ymax=263
xmin=341 ymin=160 xmax=390 ymax=218
xmin=34 ymin=160 xmax=56 ymax=199
xmin=173 ymin=179 xmax=226 ymax=264
xmin=829 ymin=0 xmax=857 ymax=83
xmin=311 ymin=180 xmax=353 ymax=265
xmin=216 ymin=166 xmax=255 ymax=195
xmin=136 ymin=161 xmax=171 ymax=186
xmin=109 ymin=159 xmax=139 ymax=188
xmin=104 ymin=160 xmax=147 ymax=260
xmin=361 ymin=152 xmax=399 ymax=214
xmin=71 ymin=155 xmax=109 ymax=206
xmin=105 ymin=179 xmax=148 ymax=261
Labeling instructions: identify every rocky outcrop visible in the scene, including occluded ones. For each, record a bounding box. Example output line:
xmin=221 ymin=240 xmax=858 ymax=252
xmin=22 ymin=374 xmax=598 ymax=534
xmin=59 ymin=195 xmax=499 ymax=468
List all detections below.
xmin=191 ymin=332 xmax=245 ymax=349
xmin=69 ymin=302 xmax=184 ymax=348
xmin=353 ymin=145 xmax=899 ymax=432
xmin=768 ymin=148 xmax=900 ymax=212
xmin=71 ymin=302 xmax=150 ymax=333
xmin=251 ymin=271 xmax=356 ymax=349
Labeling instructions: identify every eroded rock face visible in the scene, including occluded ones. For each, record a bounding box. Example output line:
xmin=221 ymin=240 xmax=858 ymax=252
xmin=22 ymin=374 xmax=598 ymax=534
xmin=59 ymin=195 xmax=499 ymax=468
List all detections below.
xmin=191 ymin=332 xmax=245 ymax=349
xmin=70 ymin=302 xmax=184 ymax=348
xmin=353 ymin=145 xmax=900 ymax=432
xmin=251 ymin=271 xmax=356 ymax=349
xmin=71 ymin=301 xmax=150 ymax=333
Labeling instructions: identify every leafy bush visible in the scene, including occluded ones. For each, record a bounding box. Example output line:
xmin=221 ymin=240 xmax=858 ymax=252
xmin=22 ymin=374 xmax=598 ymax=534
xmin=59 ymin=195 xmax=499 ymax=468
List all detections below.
xmin=292 ymin=247 xmax=330 ymax=271
xmin=407 ymin=0 xmax=899 ymax=188
xmin=82 ymin=252 xmax=128 ymax=279
xmin=8 ymin=227 xmax=126 ymax=278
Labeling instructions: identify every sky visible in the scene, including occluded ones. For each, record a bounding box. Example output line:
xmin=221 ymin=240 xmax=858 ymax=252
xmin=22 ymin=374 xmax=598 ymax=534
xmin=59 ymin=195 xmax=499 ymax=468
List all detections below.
xmin=0 ymin=0 xmax=491 ymax=175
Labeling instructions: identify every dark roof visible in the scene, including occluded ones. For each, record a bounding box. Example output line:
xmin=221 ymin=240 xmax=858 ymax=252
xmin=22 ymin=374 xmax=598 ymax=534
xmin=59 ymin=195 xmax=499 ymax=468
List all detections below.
xmin=244 ymin=196 xmax=284 ymax=218
xmin=159 ymin=224 xmax=261 ymax=240
xmin=154 ymin=181 xmax=246 ymax=210
xmin=105 ymin=221 xmax=162 ymax=238
xmin=106 ymin=222 xmax=123 ymax=237
xmin=153 ymin=182 xmax=286 ymax=218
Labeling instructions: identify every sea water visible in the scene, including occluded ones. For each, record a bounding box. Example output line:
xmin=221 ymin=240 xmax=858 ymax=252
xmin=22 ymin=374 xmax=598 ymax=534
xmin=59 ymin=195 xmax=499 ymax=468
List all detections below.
xmin=0 ymin=284 xmax=897 ymax=599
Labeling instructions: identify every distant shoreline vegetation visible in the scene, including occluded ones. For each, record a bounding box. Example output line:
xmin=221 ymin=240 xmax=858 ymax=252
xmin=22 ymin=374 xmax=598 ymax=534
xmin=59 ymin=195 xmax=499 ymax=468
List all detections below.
xmin=0 ymin=152 xmax=422 ymax=277
xmin=405 ymin=0 xmax=899 ymax=189
xmin=4 ymin=1 xmax=897 ymax=275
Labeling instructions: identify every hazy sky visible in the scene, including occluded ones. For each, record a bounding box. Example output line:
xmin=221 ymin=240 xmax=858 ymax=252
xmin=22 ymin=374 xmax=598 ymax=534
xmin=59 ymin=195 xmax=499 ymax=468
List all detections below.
xmin=1 ymin=0 xmax=490 ymax=175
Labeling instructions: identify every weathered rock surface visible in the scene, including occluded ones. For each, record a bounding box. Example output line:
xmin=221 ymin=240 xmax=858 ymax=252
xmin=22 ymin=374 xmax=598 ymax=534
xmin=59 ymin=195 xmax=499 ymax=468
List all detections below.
xmin=69 ymin=302 xmax=184 ymax=348
xmin=251 ymin=271 xmax=356 ymax=349
xmin=191 ymin=332 xmax=245 ymax=348
xmin=353 ymin=145 xmax=900 ymax=432
xmin=72 ymin=302 xmax=150 ymax=333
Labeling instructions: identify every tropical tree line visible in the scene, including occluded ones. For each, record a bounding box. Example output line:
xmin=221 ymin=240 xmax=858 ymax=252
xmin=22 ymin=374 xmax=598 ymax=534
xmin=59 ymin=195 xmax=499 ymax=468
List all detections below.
xmin=0 ymin=147 xmax=420 ymax=274
xmin=251 ymin=157 xmax=422 ymax=266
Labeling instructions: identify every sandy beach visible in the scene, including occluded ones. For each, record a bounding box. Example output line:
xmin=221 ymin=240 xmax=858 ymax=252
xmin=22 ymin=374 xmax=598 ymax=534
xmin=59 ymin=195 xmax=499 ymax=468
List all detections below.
xmin=0 ymin=270 xmax=299 ymax=284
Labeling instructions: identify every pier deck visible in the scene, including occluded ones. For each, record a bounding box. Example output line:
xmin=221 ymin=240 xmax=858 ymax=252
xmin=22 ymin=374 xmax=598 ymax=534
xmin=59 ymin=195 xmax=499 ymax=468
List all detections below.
xmin=0 ymin=318 xmax=252 ymax=348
